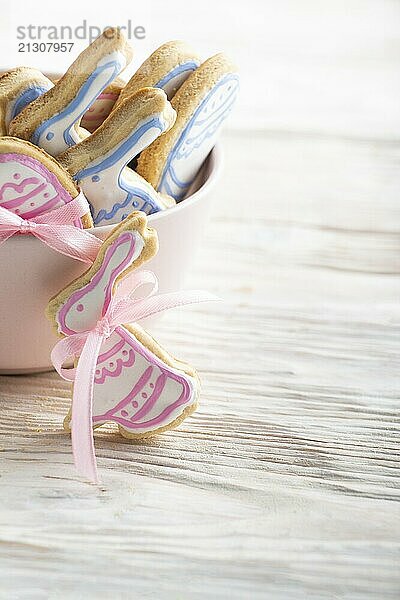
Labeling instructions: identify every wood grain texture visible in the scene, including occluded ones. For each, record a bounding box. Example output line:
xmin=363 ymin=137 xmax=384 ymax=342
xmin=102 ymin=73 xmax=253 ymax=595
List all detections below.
xmin=0 ymin=129 xmax=399 ymax=598
xmin=1 ymin=1 xmax=400 ymax=592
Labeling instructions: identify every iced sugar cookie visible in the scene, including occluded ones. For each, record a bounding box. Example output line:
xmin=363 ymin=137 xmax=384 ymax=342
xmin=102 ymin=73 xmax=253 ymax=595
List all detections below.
xmin=0 ymin=136 xmax=92 ymax=227
xmin=9 ymin=28 xmax=133 ymax=156
xmin=137 ymin=53 xmax=239 ymax=201
xmin=115 ymin=40 xmax=200 ymax=108
xmin=0 ymin=67 xmax=53 ymax=136
xmin=58 ymin=87 xmax=176 ymax=225
xmin=81 ymin=78 xmax=124 ymax=132
xmin=46 ymin=212 xmax=199 ymax=439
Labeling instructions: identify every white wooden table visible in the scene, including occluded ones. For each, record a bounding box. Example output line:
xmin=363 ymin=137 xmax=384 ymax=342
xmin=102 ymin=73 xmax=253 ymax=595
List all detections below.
xmin=0 ymin=129 xmax=399 ymax=598
xmin=1 ymin=0 xmax=400 ymax=595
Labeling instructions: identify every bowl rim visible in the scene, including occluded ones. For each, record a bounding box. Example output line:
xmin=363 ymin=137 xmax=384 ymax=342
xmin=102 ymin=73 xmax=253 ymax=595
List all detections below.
xmin=90 ymin=143 xmax=223 ymax=234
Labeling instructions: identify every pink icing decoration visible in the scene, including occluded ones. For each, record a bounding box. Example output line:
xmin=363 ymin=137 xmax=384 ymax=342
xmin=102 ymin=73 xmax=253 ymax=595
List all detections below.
xmin=91 ymin=326 xmax=192 ymax=430
xmin=58 ymin=232 xmax=137 ymax=335
xmin=81 ymin=93 xmax=119 ymax=131
xmin=0 ymin=153 xmax=81 ymax=226
xmin=56 ymin=233 xmax=195 ymax=434
xmin=94 ymin=347 xmax=135 ymax=384
xmin=51 ymin=263 xmax=215 ymax=483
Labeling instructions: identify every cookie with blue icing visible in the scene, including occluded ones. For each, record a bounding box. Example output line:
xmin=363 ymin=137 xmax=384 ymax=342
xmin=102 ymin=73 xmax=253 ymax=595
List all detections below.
xmin=58 ymin=87 xmax=176 ymax=226
xmin=0 ymin=67 xmax=53 ymax=136
xmin=115 ymin=40 xmax=200 ymax=108
xmin=9 ymin=28 xmax=133 ymax=157
xmin=137 ymin=53 xmax=239 ymax=201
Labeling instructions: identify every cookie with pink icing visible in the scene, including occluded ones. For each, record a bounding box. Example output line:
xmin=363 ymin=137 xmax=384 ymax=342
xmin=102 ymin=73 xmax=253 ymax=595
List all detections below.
xmin=0 ymin=136 xmax=92 ymax=227
xmin=58 ymin=87 xmax=176 ymax=225
xmin=0 ymin=67 xmax=53 ymax=136
xmin=46 ymin=212 xmax=199 ymax=438
xmin=9 ymin=28 xmax=133 ymax=156
xmin=81 ymin=79 xmax=124 ymax=133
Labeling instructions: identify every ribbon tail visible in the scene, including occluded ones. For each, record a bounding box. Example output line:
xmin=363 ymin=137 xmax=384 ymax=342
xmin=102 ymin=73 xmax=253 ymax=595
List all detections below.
xmin=71 ymin=330 xmax=103 ymax=484
xmin=114 ymin=290 xmax=220 ymax=325
xmin=51 ymin=333 xmax=86 ymax=381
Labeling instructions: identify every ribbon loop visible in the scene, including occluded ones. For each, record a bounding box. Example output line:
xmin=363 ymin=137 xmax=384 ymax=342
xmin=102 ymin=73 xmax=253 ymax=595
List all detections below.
xmin=0 ymin=192 xmax=102 ymax=263
xmin=51 ymin=271 xmax=218 ymax=484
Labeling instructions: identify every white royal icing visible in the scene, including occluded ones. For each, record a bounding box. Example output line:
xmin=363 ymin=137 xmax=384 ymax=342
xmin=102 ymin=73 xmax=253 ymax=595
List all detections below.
xmin=155 ymin=60 xmax=199 ymax=99
xmin=74 ymin=115 xmax=171 ymax=225
xmin=59 ymin=231 xmax=145 ymax=334
xmin=91 ymin=328 xmax=198 ymax=434
xmin=0 ymin=152 xmax=74 ymax=220
xmin=158 ymin=73 xmax=239 ymax=200
xmin=55 ymin=229 xmax=199 ymax=435
xmin=31 ymin=51 xmax=127 ymax=156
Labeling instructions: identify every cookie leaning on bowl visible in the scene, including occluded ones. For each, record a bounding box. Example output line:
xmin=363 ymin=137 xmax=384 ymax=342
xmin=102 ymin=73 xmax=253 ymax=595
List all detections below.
xmin=9 ymin=27 xmax=133 ymax=156
xmin=45 ymin=212 xmax=200 ymax=441
xmin=0 ymin=67 xmax=53 ymax=136
xmin=137 ymin=53 xmax=239 ymax=201
xmin=114 ymin=40 xmax=200 ymax=107
xmin=0 ymin=136 xmax=92 ymax=227
xmin=58 ymin=87 xmax=176 ymax=226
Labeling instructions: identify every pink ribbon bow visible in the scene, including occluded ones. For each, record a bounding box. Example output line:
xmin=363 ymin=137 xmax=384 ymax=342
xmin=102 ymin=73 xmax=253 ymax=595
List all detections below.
xmin=51 ymin=270 xmax=217 ymax=483
xmin=0 ymin=192 xmax=102 ymax=263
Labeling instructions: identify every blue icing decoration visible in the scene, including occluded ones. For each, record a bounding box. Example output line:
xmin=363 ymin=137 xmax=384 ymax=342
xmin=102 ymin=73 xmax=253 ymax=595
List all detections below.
xmin=46 ymin=132 xmax=54 ymax=140
xmin=159 ymin=74 xmax=239 ymax=200
xmin=75 ymin=117 xmax=164 ymax=180
xmin=31 ymin=58 xmax=124 ymax=147
xmin=155 ymin=61 xmax=199 ymax=90
xmin=92 ymin=175 xmax=100 ymax=182
xmin=75 ymin=116 xmax=166 ymax=225
xmin=11 ymin=84 xmax=51 ymax=120
xmin=93 ymin=189 xmax=160 ymax=224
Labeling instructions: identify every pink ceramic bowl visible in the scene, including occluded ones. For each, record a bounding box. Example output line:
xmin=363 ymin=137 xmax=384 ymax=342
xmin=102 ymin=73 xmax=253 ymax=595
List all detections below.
xmin=0 ymin=146 xmax=221 ymax=374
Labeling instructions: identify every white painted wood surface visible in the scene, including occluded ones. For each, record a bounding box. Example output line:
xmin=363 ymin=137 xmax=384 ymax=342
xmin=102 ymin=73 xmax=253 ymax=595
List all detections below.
xmin=0 ymin=130 xmax=399 ymax=598
xmin=0 ymin=1 xmax=400 ymax=597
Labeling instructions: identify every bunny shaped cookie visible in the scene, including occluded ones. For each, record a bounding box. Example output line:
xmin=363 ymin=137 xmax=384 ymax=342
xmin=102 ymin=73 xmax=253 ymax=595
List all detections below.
xmin=9 ymin=28 xmax=132 ymax=156
xmin=46 ymin=213 xmax=199 ymax=438
xmin=58 ymin=87 xmax=176 ymax=225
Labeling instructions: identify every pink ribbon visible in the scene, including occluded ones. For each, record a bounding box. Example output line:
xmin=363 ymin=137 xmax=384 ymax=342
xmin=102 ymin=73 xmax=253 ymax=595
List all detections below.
xmin=0 ymin=192 xmax=102 ymax=263
xmin=51 ymin=270 xmax=217 ymax=483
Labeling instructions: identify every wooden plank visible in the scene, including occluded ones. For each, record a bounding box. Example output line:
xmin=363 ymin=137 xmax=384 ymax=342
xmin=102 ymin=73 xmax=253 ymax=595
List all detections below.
xmin=0 ymin=129 xmax=399 ymax=597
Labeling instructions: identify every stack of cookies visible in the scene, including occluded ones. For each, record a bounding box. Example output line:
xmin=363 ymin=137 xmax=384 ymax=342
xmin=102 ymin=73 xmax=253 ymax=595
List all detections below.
xmin=0 ymin=28 xmax=239 ymax=229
